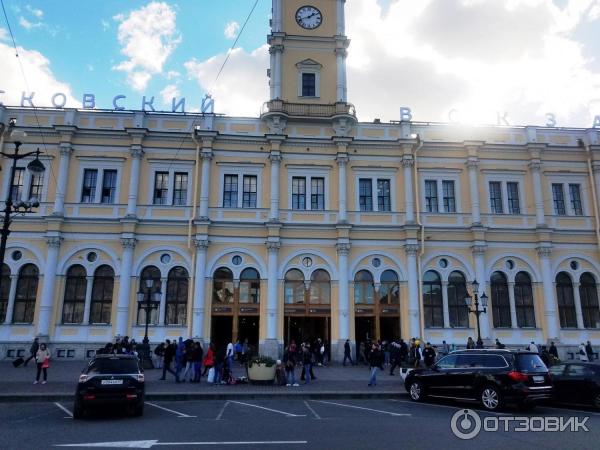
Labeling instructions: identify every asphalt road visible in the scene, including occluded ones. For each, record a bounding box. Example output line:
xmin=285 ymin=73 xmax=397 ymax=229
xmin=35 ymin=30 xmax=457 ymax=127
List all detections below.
xmin=1 ymin=398 xmax=599 ymax=450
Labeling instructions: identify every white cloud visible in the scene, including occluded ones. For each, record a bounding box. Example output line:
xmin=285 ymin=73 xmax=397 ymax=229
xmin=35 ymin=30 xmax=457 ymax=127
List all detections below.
xmin=224 ymin=21 xmax=240 ymax=39
xmin=0 ymin=41 xmax=78 ymax=108
xmin=112 ymin=2 xmax=181 ymax=92
xmin=166 ymin=70 xmax=180 ymax=80
xmin=19 ymin=16 xmax=42 ymax=30
xmin=26 ymin=5 xmax=43 ymax=18
xmin=160 ymin=84 xmax=180 ymax=106
xmin=0 ymin=27 xmax=8 ymax=41
xmin=184 ymin=45 xmax=269 ymax=117
xmin=101 ymin=19 xmax=110 ymax=31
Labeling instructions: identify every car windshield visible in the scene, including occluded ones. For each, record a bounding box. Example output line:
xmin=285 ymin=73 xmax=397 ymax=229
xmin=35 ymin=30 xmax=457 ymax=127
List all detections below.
xmin=515 ymin=354 xmax=547 ymax=373
xmin=87 ymin=358 xmax=139 ymax=374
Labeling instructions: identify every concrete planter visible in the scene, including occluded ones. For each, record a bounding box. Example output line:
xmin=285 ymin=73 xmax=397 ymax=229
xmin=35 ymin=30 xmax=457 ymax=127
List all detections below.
xmin=247 ymin=363 xmax=276 ymax=384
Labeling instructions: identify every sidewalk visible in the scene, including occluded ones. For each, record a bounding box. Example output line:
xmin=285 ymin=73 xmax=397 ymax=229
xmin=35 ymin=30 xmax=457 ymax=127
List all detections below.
xmin=0 ymin=360 xmax=408 ymax=402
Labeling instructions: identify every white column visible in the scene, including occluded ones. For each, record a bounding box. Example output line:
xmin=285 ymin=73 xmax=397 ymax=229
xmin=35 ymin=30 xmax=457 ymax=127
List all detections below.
xmin=530 ymin=160 xmax=545 ymax=226
xmin=272 ymin=0 xmax=282 ymax=32
xmin=573 ymin=282 xmax=585 ymax=329
xmin=337 ymin=243 xmax=350 ymax=340
xmin=269 ymin=152 xmax=281 ymax=221
xmin=192 ymin=239 xmax=208 ymax=340
xmin=37 ymin=237 xmax=62 ymax=337
xmin=266 ymin=242 xmax=280 ymax=340
xmin=593 ymin=163 xmax=600 ymax=215
xmin=337 ymin=154 xmax=348 ymax=222
xmin=126 ymin=146 xmax=143 ymax=217
xmin=441 ymin=280 xmax=450 ymax=328
xmin=115 ymin=238 xmax=136 ymax=337
xmin=406 ymin=244 xmax=420 ymax=338
xmin=336 ymin=49 xmax=346 ymax=102
xmin=403 ymin=156 xmax=415 ymax=223
xmin=472 ymin=245 xmax=491 ymax=339
xmin=82 ymin=276 xmax=94 ymax=325
xmin=199 ymin=151 xmax=212 ymax=219
xmin=158 ymin=277 xmax=167 ymax=325
xmin=336 ymin=0 xmax=345 ymax=35
xmin=269 ymin=50 xmax=276 ymax=100
xmin=467 ymin=158 xmax=481 ymax=225
xmin=53 ymin=144 xmax=72 ymax=216
xmin=273 ymin=45 xmax=283 ymax=99
xmin=4 ymin=274 xmax=19 ymax=324
xmin=538 ymin=246 xmax=559 ymax=340
xmin=508 ymin=281 xmax=518 ymax=329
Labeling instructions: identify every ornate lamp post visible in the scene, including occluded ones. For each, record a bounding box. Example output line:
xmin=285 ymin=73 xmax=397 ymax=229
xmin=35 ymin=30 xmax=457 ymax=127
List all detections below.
xmin=465 ymin=279 xmax=488 ymax=348
xmin=137 ymin=278 xmax=161 ymax=369
xmin=0 ymin=123 xmax=45 ymax=297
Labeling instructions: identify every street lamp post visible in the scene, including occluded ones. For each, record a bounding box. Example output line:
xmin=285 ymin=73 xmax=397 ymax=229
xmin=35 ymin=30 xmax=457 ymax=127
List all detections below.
xmin=465 ymin=279 xmax=488 ymax=349
xmin=0 ymin=124 xmax=45 ymax=299
xmin=137 ymin=278 xmax=161 ymax=369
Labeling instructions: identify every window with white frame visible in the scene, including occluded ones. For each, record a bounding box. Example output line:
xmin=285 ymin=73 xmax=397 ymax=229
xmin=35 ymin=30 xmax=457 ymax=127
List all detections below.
xmin=292 ymin=177 xmax=306 ymax=209
xmin=291 ymin=176 xmax=325 ymax=210
xmin=357 ymin=176 xmax=393 ymax=212
xmin=424 ymin=178 xmax=457 ymax=213
xmin=489 ymin=181 xmax=503 ymax=214
xmin=101 ymin=170 xmax=118 ymax=204
xmin=311 ymin=177 xmax=325 ymax=210
xmin=296 ymin=59 xmax=321 ymax=98
xmin=78 ymin=162 xmax=121 ymax=205
xmin=550 ymin=178 xmax=586 ymax=216
xmin=173 ymin=172 xmax=188 ymax=206
xmin=484 ymin=175 xmax=524 ymax=215
xmin=506 ymin=182 xmax=520 ymax=214
xmin=3 ymin=159 xmax=48 ymax=204
xmin=148 ymin=163 xmax=192 ymax=207
xmin=153 ymin=172 xmax=169 ymax=205
xmin=81 ymin=169 xmax=98 ymax=203
xmin=10 ymin=168 xmax=25 ymax=203
xmin=243 ymin=175 xmax=257 ymax=208
xmin=569 ymin=184 xmax=583 ymax=216
xmin=424 ymin=180 xmax=438 ymax=213
xmin=218 ymin=165 xmax=262 ymax=209
xmin=223 ymin=174 xmax=238 ymax=208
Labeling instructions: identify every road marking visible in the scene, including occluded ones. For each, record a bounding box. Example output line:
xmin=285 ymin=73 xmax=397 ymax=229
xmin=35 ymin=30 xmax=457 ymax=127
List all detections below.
xmin=311 ymin=400 xmax=411 ymax=417
xmin=303 ymin=400 xmax=321 ymax=419
xmin=55 ymin=440 xmax=307 ymax=448
xmin=389 ymin=399 xmax=509 ymax=416
xmin=146 ymin=402 xmax=196 ymax=418
xmin=54 ymin=402 xmax=73 ymax=418
xmin=229 ymin=401 xmax=306 ymax=417
xmin=216 ymin=401 xmax=229 ymax=420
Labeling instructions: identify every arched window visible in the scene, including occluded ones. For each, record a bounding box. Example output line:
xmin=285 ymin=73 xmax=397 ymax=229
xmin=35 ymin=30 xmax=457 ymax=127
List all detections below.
xmin=379 ymin=270 xmax=399 ymax=304
xmin=0 ymin=264 xmax=10 ymax=323
xmin=556 ymin=272 xmax=576 ymax=328
xmin=90 ymin=265 xmax=114 ymax=324
xmin=166 ymin=267 xmax=188 ymax=325
xmin=284 ymin=269 xmax=304 ymax=304
xmin=491 ymin=272 xmax=511 ymax=328
xmin=310 ymin=269 xmax=330 ymax=304
xmin=448 ymin=271 xmax=468 ymax=327
xmin=13 ymin=264 xmax=39 ymax=323
xmin=239 ymin=268 xmax=260 ymax=304
xmin=580 ymin=273 xmax=599 ymax=329
xmin=62 ymin=265 xmax=87 ymax=324
xmin=137 ymin=266 xmax=161 ymax=325
xmin=212 ymin=268 xmax=234 ymax=304
xmin=423 ymin=271 xmax=443 ymax=328
xmin=354 ymin=270 xmax=374 ymax=305
xmin=514 ymin=272 xmax=535 ymax=328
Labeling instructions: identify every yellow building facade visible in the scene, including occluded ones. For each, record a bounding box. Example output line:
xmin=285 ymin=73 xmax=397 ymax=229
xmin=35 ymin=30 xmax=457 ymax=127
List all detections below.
xmin=1 ymin=0 xmax=600 ymax=360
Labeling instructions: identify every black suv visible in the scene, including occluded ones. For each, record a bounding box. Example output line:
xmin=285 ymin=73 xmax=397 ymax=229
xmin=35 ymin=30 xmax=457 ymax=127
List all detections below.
xmin=404 ymin=349 xmax=552 ymax=411
xmin=74 ymin=354 xmax=145 ymax=419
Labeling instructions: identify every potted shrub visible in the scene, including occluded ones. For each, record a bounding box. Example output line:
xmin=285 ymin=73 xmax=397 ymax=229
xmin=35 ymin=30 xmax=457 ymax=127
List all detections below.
xmin=247 ymin=355 xmax=276 ymax=384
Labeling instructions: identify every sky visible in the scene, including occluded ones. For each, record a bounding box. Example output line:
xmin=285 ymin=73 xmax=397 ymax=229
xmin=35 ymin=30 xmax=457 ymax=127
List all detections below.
xmin=1 ymin=0 xmax=600 ymax=127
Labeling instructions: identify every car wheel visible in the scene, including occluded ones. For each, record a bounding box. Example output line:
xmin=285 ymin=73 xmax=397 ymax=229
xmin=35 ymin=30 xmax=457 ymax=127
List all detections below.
xmin=133 ymin=403 xmax=144 ymax=417
xmin=408 ymin=381 xmax=425 ymax=402
xmin=73 ymin=400 xmax=85 ymax=420
xmin=480 ymin=385 xmax=503 ymax=411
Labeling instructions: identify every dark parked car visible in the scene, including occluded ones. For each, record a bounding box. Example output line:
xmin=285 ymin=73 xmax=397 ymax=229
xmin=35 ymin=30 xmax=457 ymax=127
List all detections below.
xmin=404 ymin=349 xmax=552 ymax=411
xmin=74 ymin=354 xmax=145 ymax=419
xmin=549 ymin=362 xmax=600 ymax=409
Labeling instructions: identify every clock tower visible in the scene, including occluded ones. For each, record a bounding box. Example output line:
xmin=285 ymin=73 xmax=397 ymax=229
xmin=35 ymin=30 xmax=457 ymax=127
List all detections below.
xmin=263 ymin=0 xmax=355 ymax=130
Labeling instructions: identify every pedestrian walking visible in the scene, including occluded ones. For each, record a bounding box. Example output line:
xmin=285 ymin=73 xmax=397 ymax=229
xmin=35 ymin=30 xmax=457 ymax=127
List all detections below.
xmin=202 ymin=343 xmax=215 ymax=378
xmin=389 ymin=341 xmax=401 ymax=375
xmin=34 ymin=343 xmax=51 ymax=384
xmin=368 ymin=343 xmax=383 ymax=386
xmin=586 ymin=341 xmax=594 ymax=361
xmin=226 ymin=340 xmax=235 ymax=377
xmin=578 ymin=342 xmax=589 ymax=362
xmin=422 ymin=342 xmax=436 ymax=368
xmin=528 ymin=341 xmax=539 ymax=353
xmin=300 ymin=343 xmax=317 ymax=381
xmin=284 ymin=345 xmax=299 ymax=386
xmin=549 ymin=341 xmax=559 ymax=361
xmin=440 ymin=340 xmax=450 ymax=356
xmin=192 ymin=342 xmax=203 ymax=383
xmin=23 ymin=337 xmax=39 ymax=367
xmin=301 ymin=344 xmax=313 ymax=384
xmin=495 ymin=338 xmax=505 ymax=349
xmin=359 ymin=341 xmax=367 ymax=365
xmin=180 ymin=341 xmax=194 ymax=382
xmin=159 ymin=340 xmax=178 ymax=381
xmin=343 ymin=339 xmax=354 ymax=366
xmin=466 ymin=337 xmax=475 ymax=349
xmin=153 ymin=342 xmax=165 ymax=369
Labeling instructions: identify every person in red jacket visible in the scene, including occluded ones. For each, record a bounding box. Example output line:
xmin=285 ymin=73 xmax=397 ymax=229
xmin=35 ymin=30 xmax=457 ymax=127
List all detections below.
xmin=202 ymin=342 xmax=215 ymax=378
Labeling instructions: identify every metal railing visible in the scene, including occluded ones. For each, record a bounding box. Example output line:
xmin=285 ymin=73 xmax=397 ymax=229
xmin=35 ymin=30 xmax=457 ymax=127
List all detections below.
xmin=261 ymin=100 xmax=356 ymax=118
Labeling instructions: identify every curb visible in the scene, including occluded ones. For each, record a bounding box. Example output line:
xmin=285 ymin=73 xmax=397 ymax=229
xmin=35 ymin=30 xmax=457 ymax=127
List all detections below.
xmin=0 ymin=391 xmax=409 ymax=403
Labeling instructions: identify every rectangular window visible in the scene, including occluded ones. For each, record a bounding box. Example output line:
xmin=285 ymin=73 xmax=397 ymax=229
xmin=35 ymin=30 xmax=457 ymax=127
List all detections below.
xmin=292 ymin=177 xmax=306 ymax=210
xmin=359 ymin=178 xmax=373 ymax=212
xmin=311 ymin=177 xmax=325 ymax=210
xmin=10 ymin=168 xmax=25 ymax=203
xmin=489 ymin=181 xmax=503 ymax=214
xmin=29 ymin=172 xmax=44 ymax=202
xmin=153 ymin=172 xmax=169 ymax=205
xmin=242 ymin=175 xmax=257 ymax=208
xmin=223 ymin=174 xmax=238 ymax=208
xmin=173 ymin=172 xmax=188 ymax=206
xmin=81 ymin=169 xmax=98 ymax=203
xmin=301 ymin=73 xmax=316 ymax=97
xmin=100 ymin=169 xmax=117 ymax=204
xmin=569 ymin=184 xmax=583 ymax=216
xmin=425 ymin=180 xmax=438 ymax=213
xmin=377 ymin=179 xmax=391 ymax=212
xmin=507 ymin=182 xmax=520 ymax=215
xmin=552 ymin=183 xmax=566 ymax=215
xmin=442 ymin=180 xmax=455 ymax=213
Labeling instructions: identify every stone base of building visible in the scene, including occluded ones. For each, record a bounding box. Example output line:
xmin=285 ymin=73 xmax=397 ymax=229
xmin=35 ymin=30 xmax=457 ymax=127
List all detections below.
xmin=260 ymin=339 xmax=282 ymax=359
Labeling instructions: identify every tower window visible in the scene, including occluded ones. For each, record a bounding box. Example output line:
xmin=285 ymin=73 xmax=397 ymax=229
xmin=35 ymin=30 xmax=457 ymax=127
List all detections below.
xmin=301 ymin=73 xmax=316 ymax=97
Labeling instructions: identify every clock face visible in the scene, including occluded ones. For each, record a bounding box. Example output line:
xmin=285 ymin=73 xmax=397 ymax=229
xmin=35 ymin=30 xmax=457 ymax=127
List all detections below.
xmin=296 ymin=6 xmax=322 ymax=30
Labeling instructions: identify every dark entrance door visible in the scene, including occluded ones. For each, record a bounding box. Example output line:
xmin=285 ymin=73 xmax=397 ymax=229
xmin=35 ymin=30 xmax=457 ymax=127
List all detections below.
xmin=379 ymin=317 xmax=400 ymax=342
xmin=211 ymin=316 xmax=232 ymax=349
xmin=355 ymin=316 xmax=375 ymax=343
xmin=237 ymin=316 xmax=259 ymax=349
xmin=284 ymin=316 xmax=329 ymax=346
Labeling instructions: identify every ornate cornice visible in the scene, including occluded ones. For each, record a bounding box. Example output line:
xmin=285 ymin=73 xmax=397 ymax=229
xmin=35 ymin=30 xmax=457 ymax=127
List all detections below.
xmin=472 ymin=245 xmax=487 ymax=256
xmin=130 ymin=145 xmax=144 ymax=159
xmin=537 ymin=246 xmax=552 ymax=258
xmin=401 ymin=155 xmax=414 ymax=168
xmin=266 ymin=242 xmax=280 ymax=252
xmin=405 ymin=244 xmax=419 ymax=256
xmin=194 ymin=239 xmax=209 ymax=250
xmin=46 ymin=236 xmax=63 ymax=248
xmin=121 ymin=238 xmax=137 ymax=249
xmin=336 ymin=243 xmax=351 ymax=255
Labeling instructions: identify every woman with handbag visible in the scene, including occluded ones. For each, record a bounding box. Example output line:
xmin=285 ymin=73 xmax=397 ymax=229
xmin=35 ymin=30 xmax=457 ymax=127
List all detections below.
xmin=34 ymin=343 xmax=51 ymax=384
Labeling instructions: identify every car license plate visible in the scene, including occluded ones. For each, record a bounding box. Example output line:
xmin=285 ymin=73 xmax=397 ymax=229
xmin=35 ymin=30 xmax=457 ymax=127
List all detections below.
xmin=101 ymin=379 xmax=123 ymax=385
xmin=532 ymin=376 xmax=544 ymax=383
